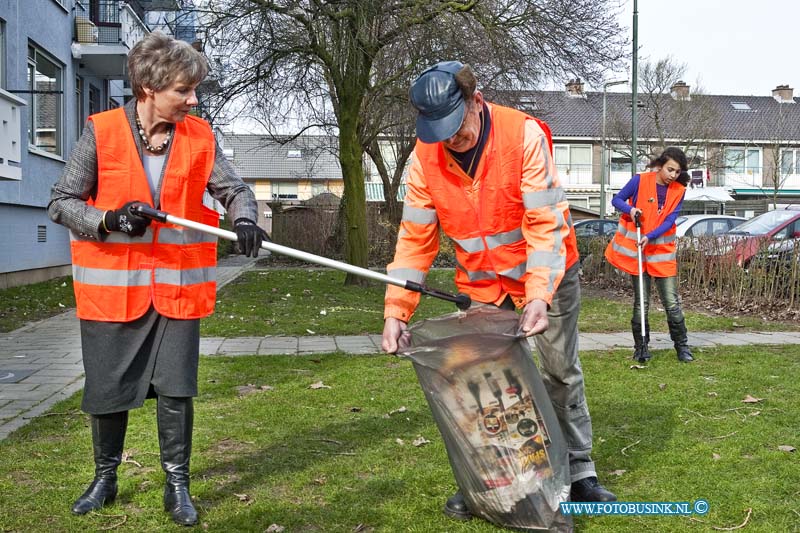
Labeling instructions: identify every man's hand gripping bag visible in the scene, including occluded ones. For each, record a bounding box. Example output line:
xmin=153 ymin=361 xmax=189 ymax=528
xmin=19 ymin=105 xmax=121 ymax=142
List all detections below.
xmin=403 ymin=306 xmax=573 ymax=531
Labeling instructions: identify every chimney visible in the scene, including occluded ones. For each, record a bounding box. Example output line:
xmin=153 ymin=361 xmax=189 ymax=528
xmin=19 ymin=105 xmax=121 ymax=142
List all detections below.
xmin=772 ymin=84 xmax=794 ymax=102
xmin=565 ymin=78 xmax=585 ymax=98
xmin=670 ymin=80 xmax=690 ymax=100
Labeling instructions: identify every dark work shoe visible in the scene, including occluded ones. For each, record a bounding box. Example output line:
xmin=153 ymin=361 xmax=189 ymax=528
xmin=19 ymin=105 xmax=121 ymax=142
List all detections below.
xmin=570 ymin=477 xmax=617 ymax=502
xmin=443 ymin=491 xmax=472 ymax=521
xmin=677 ymin=346 xmax=694 ymax=362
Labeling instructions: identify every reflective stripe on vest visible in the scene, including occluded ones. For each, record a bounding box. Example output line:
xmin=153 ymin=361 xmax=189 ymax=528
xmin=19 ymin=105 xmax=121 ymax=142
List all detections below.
xmin=70 ymin=107 xmax=219 ymax=321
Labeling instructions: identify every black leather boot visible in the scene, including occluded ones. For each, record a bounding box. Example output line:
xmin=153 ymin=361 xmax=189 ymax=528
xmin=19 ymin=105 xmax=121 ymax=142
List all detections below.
xmin=71 ymin=411 xmax=128 ymax=515
xmin=631 ymin=320 xmax=651 ymax=363
xmin=668 ymin=318 xmax=694 ymax=362
xmin=158 ymin=396 xmax=198 ymax=526
xmin=443 ymin=491 xmax=472 ymax=520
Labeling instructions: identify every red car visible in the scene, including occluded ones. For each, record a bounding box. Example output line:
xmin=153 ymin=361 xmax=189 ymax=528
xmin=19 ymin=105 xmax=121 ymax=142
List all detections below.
xmin=717 ymin=207 xmax=800 ymax=267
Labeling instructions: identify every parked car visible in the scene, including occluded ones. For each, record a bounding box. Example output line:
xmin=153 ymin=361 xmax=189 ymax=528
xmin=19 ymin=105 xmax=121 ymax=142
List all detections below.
xmin=713 ymin=207 xmax=800 ymax=267
xmin=573 ymin=218 xmax=617 ymax=262
xmin=674 ymin=214 xmax=746 ymax=237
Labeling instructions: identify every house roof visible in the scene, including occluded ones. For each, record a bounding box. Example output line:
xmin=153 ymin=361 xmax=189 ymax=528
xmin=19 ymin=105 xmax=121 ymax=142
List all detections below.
xmin=499 ymin=90 xmax=800 ymax=142
xmin=222 ymin=134 xmax=343 ymax=181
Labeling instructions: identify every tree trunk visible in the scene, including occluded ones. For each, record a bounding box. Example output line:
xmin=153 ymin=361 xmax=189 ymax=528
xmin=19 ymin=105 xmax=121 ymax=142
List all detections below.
xmin=338 ymin=104 xmax=370 ymax=286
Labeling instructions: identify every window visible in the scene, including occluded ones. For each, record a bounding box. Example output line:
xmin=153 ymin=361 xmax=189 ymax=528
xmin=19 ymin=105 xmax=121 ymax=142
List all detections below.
xmin=271 ymin=182 xmax=298 ymax=200
xmin=287 ymin=149 xmax=302 ymax=159
xmin=725 ymin=148 xmax=760 ymax=174
xmin=27 ymin=44 xmax=63 ymax=156
xmin=730 ymin=102 xmax=752 ymax=111
xmin=88 ymin=84 xmax=100 ymax=115
xmin=553 ymin=144 xmax=592 ymax=184
xmin=780 ymin=148 xmax=800 ymax=176
xmin=724 ymin=147 xmax=762 ymax=187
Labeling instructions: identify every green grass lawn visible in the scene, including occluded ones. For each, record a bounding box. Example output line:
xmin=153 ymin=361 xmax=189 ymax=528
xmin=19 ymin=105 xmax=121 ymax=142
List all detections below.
xmin=0 ymin=345 xmax=797 ymax=532
xmin=203 ymin=268 xmax=798 ymax=337
xmin=2 ymin=268 xmax=797 ymax=335
xmin=0 ymin=276 xmax=75 ymax=332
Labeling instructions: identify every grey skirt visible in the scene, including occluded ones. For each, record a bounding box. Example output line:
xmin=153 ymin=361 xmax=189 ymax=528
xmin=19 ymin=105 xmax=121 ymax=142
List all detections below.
xmin=79 ymin=306 xmax=200 ymax=414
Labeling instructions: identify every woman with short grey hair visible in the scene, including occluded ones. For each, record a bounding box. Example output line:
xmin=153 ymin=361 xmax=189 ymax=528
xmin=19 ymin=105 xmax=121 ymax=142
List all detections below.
xmin=49 ymin=31 xmax=267 ymax=526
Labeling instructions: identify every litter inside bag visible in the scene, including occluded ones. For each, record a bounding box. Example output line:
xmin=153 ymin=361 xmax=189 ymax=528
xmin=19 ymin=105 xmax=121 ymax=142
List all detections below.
xmin=403 ymin=306 xmax=572 ymax=531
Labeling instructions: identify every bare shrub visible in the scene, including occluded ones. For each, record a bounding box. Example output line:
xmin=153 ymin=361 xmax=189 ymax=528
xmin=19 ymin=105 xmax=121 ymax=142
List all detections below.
xmin=582 ymin=234 xmax=800 ymax=318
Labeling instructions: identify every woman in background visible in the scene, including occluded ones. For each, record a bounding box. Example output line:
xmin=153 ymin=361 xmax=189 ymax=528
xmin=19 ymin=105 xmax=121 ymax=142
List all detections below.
xmin=605 ymin=147 xmax=693 ymax=363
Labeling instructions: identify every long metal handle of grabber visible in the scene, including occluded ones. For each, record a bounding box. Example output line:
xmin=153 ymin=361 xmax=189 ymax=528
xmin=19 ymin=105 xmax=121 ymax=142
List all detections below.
xmin=132 ymin=205 xmax=471 ymax=310
xmin=634 ymin=213 xmax=646 ymax=338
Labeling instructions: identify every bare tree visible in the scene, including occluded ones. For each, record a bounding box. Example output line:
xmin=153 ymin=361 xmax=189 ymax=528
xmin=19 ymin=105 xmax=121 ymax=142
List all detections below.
xmin=608 ymin=56 xmax=722 ymax=174
xmin=200 ymin=0 xmax=627 ymax=284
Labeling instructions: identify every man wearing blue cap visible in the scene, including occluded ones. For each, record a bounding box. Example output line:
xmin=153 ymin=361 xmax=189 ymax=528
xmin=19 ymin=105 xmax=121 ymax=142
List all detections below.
xmin=382 ymin=61 xmax=616 ymax=519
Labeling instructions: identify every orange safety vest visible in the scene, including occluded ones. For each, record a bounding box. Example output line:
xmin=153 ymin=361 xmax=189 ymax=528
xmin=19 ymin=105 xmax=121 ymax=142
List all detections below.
xmin=69 ymin=107 xmax=219 ymax=322
xmin=393 ymin=105 xmax=578 ymax=311
xmin=604 ymin=171 xmax=685 ymax=277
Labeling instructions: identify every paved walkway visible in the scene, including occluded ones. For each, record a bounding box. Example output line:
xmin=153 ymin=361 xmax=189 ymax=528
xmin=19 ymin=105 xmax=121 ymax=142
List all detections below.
xmin=2 ymin=255 xmax=800 ymax=440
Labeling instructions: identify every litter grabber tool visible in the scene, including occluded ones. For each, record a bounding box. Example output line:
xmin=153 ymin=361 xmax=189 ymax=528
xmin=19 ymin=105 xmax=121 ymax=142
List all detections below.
xmin=132 ymin=205 xmax=471 ymax=310
xmin=634 ymin=212 xmax=650 ymax=363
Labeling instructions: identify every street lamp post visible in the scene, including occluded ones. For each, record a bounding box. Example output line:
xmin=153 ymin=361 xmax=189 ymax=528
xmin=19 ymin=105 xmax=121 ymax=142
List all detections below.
xmin=601 ymin=80 xmax=628 ymax=219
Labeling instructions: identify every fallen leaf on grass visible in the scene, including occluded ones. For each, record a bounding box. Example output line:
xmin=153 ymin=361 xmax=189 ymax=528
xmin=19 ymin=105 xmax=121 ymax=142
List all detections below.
xmin=388 ymin=406 xmax=408 ymax=416
xmin=309 ymin=381 xmax=331 ymax=390
xmin=778 ymin=445 xmax=796 ymax=453
xmin=741 ymin=395 xmax=763 ymax=403
xmin=413 ymin=436 xmax=430 ymax=447
xmin=306 ymin=329 xmax=316 ymax=334
xmin=629 ymin=364 xmax=647 ymax=370
xmin=707 ymin=392 xmax=718 ymax=397
xmin=314 ymin=475 xmax=327 ymax=485
xmin=395 ymin=438 xmax=405 ymax=445
xmin=658 ymin=383 xmax=666 ymax=391
xmin=352 ymin=524 xmax=374 ymax=533
xmin=265 ymin=525 xmax=286 ymax=533
xmin=609 ymin=469 xmax=626 ymax=476
xmin=234 ymin=492 xmax=253 ymax=505
xmin=319 ymin=309 xmax=327 ymax=316
xmin=712 ymin=453 xmax=721 ymax=460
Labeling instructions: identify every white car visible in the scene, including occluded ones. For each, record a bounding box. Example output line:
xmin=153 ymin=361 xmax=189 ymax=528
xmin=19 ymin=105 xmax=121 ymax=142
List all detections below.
xmin=674 ymin=214 xmax=746 ymax=237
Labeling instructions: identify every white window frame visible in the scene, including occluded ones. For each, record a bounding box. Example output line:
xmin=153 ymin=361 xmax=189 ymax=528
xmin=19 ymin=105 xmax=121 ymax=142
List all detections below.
xmin=27 ymin=43 xmax=64 ymax=157
xmin=723 ymin=147 xmax=762 ymax=187
xmin=778 ymin=147 xmax=800 ymax=188
xmin=553 ymin=143 xmax=592 ymax=185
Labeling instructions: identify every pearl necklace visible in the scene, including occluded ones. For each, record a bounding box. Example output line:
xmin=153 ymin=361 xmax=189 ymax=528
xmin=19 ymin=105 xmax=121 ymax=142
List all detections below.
xmin=135 ymin=112 xmax=172 ymax=153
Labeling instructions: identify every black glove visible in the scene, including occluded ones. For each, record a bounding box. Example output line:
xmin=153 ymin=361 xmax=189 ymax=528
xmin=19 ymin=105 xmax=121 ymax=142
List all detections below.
xmin=103 ymin=201 xmax=152 ymax=237
xmin=234 ymin=218 xmax=269 ymax=257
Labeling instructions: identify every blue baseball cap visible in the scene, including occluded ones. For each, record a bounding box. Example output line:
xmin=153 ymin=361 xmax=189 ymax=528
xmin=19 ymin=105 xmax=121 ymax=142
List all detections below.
xmin=409 ymin=61 xmax=465 ymax=144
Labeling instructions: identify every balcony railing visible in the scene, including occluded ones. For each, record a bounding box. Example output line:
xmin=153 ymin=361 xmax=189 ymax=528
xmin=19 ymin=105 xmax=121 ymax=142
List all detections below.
xmin=556 ymin=163 xmax=593 ymax=185
xmin=722 ymin=168 xmax=763 ymax=188
xmin=75 ymin=1 xmax=148 ymax=49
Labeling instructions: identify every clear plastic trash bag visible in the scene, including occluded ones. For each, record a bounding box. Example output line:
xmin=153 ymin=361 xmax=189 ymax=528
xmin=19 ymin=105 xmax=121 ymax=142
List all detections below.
xmin=402 ymin=306 xmax=573 ymax=531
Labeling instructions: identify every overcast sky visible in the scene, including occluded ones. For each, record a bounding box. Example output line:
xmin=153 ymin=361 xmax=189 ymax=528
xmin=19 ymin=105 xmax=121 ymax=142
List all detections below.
xmin=585 ymin=0 xmax=797 ymax=97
